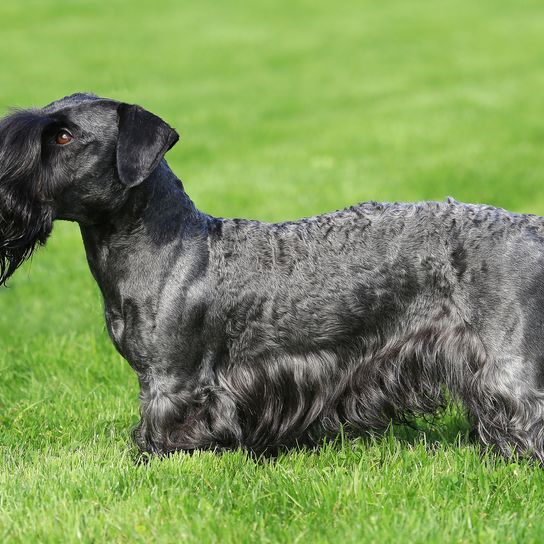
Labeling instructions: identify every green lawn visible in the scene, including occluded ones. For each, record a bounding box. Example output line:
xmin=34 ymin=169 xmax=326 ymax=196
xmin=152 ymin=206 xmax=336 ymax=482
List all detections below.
xmin=2 ymin=0 xmax=544 ymax=542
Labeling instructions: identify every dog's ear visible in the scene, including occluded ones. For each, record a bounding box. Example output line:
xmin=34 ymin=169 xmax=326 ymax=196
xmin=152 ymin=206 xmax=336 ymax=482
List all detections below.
xmin=116 ymin=103 xmax=179 ymax=187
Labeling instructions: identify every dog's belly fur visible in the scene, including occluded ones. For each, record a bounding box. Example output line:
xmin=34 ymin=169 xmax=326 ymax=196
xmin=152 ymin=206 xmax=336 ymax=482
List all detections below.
xmin=88 ymin=193 xmax=544 ymax=454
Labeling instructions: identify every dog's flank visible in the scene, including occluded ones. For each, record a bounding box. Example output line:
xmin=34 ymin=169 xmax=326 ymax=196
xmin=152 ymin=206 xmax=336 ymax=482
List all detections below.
xmin=2 ymin=94 xmax=544 ymax=462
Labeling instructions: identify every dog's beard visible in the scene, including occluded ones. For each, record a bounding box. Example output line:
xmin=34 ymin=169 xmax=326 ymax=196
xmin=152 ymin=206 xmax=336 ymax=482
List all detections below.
xmin=0 ymin=201 xmax=52 ymax=285
xmin=0 ymin=110 xmax=54 ymax=285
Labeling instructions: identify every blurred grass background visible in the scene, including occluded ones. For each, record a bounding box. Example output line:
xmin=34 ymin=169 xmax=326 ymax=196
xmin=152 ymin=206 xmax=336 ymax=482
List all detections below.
xmin=1 ymin=0 xmax=544 ymax=542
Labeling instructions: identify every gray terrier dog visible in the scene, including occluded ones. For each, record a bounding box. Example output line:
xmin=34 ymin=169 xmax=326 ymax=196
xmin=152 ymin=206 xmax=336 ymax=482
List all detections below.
xmin=1 ymin=93 xmax=543 ymax=461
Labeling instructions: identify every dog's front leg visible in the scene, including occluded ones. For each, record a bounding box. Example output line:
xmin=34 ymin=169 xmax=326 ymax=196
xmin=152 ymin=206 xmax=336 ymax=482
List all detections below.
xmin=132 ymin=375 xmax=242 ymax=455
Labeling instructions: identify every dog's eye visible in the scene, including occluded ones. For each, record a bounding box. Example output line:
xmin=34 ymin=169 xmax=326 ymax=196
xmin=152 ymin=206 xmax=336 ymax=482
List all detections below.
xmin=55 ymin=129 xmax=73 ymax=145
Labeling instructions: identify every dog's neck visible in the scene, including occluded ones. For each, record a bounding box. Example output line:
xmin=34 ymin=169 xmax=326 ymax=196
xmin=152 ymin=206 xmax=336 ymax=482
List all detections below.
xmin=79 ymin=161 xmax=209 ymax=330
xmin=87 ymin=162 xmax=200 ymax=236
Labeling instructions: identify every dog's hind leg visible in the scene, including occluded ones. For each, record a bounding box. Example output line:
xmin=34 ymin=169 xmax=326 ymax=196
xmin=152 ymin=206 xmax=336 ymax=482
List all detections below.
xmin=466 ymin=357 xmax=544 ymax=463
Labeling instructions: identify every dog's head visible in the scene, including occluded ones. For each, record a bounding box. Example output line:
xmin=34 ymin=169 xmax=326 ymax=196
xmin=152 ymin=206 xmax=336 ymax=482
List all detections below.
xmin=0 ymin=93 xmax=179 ymax=284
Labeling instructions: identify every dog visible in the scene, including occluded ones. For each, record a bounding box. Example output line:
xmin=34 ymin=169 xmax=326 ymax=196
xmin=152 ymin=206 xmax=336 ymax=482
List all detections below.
xmin=1 ymin=92 xmax=544 ymax=461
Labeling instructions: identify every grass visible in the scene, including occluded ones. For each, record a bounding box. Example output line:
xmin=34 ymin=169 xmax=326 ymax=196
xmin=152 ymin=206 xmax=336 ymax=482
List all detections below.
xmin=1 ymin=0 xmax=544 ymax=541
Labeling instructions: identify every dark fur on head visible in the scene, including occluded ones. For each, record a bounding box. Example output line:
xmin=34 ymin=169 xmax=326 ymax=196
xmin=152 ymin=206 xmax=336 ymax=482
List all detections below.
xmin=0 ymin=111 xmax=55 ymax=284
